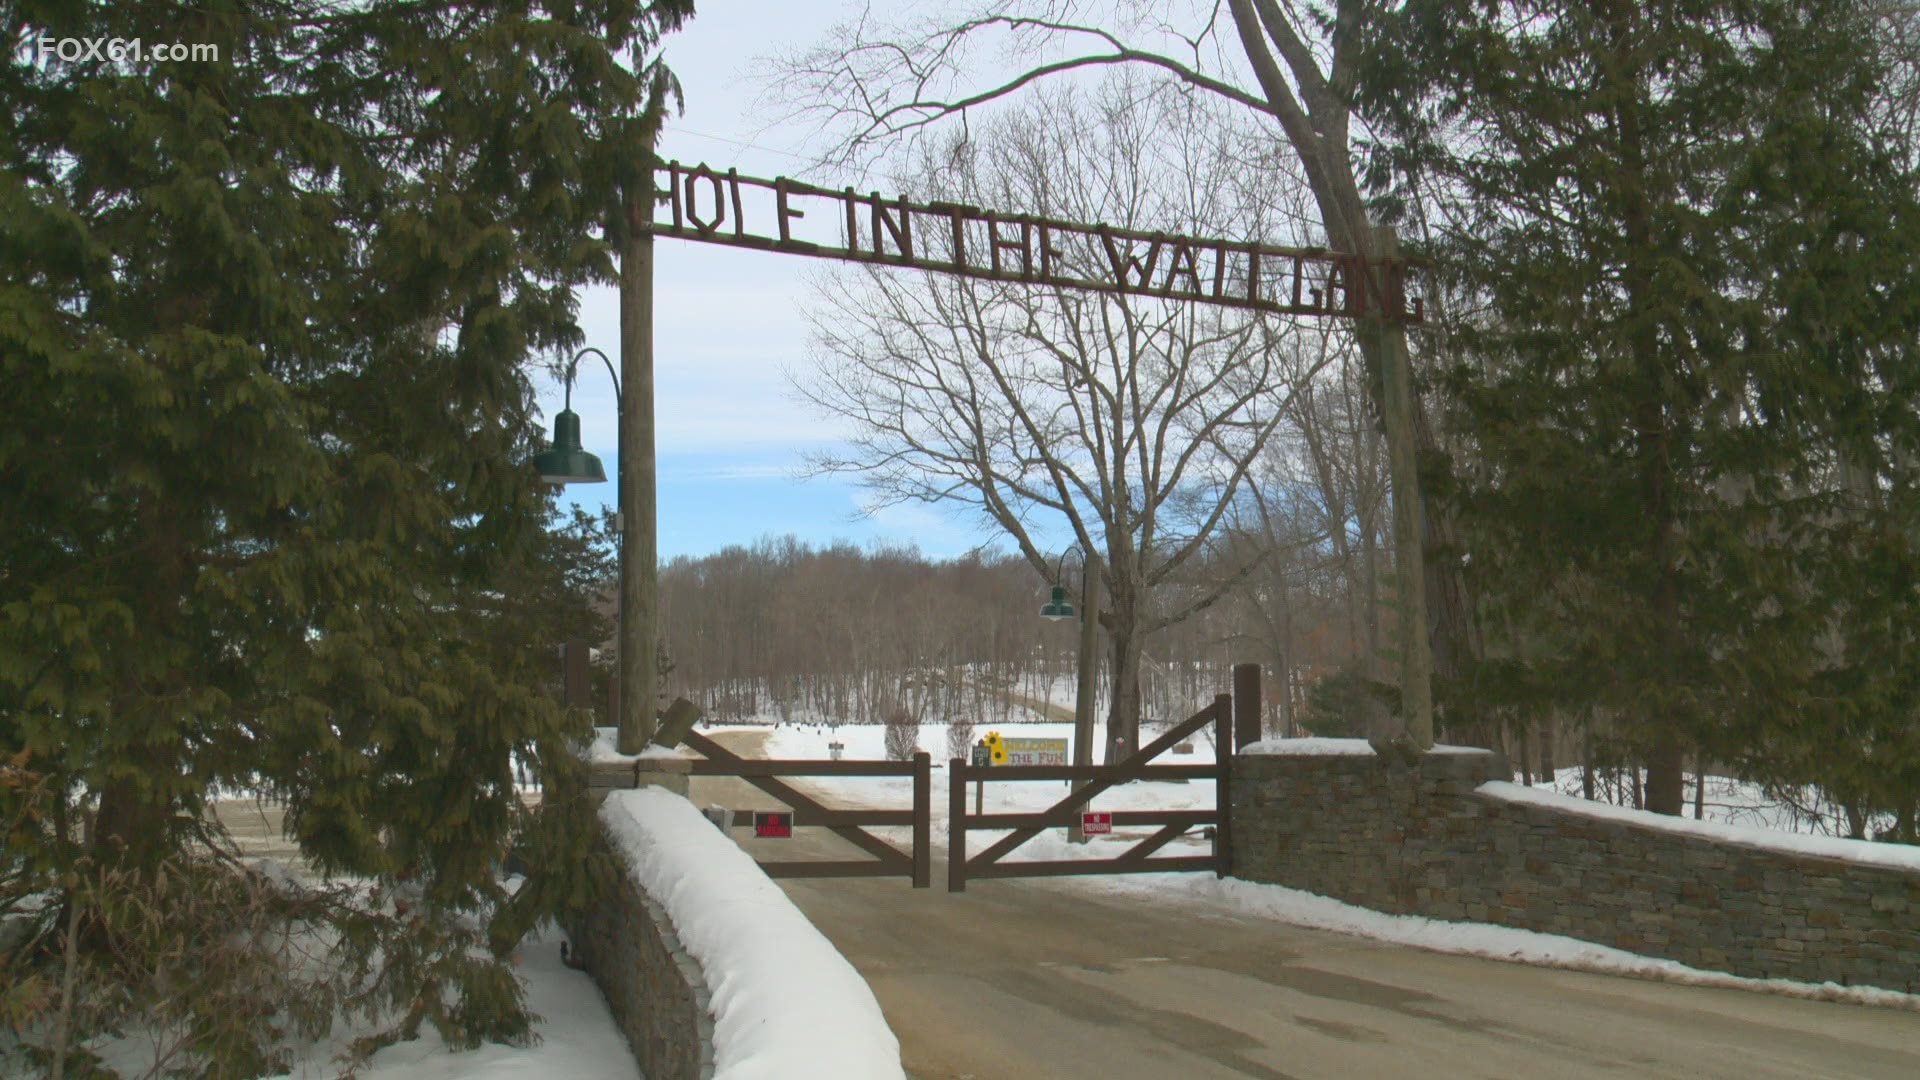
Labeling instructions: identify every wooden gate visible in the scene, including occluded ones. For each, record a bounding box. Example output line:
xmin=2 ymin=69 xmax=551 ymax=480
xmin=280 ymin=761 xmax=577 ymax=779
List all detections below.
xmin=680 ymin=729 xmax=932 ymax=888
xmin=946 ymin=694 xmax=1235 ymax=892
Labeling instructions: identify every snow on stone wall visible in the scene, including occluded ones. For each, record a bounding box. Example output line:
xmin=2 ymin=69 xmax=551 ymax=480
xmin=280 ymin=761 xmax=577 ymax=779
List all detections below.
xmin=1232 ymin=749 xmax=1920 ymax=992
xmin=1242 ymin=736 xmax=1486 ymax=756
xmin=594 ymin=787 xmax=905 ymax=1080
xmin=1480 ymin=781 xmax=1920 ymax=874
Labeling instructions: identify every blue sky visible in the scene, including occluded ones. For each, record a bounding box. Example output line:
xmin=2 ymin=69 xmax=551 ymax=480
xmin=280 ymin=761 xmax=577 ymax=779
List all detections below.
xmin=531 ymin=2 xmax=1011 ymax=561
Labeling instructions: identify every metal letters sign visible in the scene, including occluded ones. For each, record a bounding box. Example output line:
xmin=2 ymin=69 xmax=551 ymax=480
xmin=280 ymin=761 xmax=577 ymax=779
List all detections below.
xmin=753 ymin=810 xmax=793 ymax=839
xmin=1003 ymin=737 xmax=1068 ymax=767
xmin=639 ymin=162 xmax=1423 ymax=323
xmin=1082 ymin=811 xmax=1112 ymax=835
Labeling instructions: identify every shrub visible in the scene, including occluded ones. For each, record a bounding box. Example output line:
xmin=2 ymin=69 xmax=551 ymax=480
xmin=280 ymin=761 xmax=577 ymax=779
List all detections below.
xmin=3 ymin=849 xmax=352 ymax=1078
xmin=882 ymin=705 xmax=920 ymax=762
xmin=945 ymin=717 xmax=976 ymax=762
xmin=1300 ymin=668 xmax=1400 ymax=739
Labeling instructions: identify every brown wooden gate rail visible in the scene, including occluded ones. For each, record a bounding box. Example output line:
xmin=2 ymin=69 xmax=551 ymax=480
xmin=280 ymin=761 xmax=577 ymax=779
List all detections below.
xmin=680 ymin=729 xmax=932 ymax=888
xmin=947 ymin=694 xmax=1233 ymax=892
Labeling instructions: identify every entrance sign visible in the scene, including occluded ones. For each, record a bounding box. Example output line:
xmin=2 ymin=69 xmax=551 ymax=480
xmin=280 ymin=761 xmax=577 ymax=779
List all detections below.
xmin=753 ymin=810 xmax=794 ymax=839
xmin=1082 ymin=811 xmax=1112 ymax=835
xmin=1003 ymin=737 xmax=1068 ymax=767
xmin=641 ymin=162 xmax=1424 ymax=323
xmin=983 ymin=731 xmax=1008 ymax=765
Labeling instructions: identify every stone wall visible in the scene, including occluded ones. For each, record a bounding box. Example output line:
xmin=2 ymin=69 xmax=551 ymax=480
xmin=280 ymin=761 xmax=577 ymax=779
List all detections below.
xmin=562 ymin=824 xmax=715 ymax=1080
xmin=1232 ymin=746 xmax=1920 ymax=992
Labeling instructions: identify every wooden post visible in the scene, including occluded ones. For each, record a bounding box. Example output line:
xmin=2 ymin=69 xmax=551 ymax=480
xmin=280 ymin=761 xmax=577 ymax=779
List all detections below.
xmin=1232 ymin=662 xmax=1262 ymax=751
xmin=1069 ymin=552 xmax=1101 ymax=843
xmin=1375 ymin=225 xmax=1434 ymax=753
xmin=912 ymin=752 xmax=931 ymax=889
xmin=1214 ymin=693 xmax=1233 ymax=879
xmin=654 ymin=697 xmax=703 ymax=748
xmin=948 ymin=758 xmax=967 ymax=893
xmin=618 ymin=141 xmax=660 ymax=753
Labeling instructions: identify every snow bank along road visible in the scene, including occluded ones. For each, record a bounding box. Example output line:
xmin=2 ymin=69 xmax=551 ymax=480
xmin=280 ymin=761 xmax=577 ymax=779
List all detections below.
xmin=699 ymin=732 xmax=1920 ymax=1080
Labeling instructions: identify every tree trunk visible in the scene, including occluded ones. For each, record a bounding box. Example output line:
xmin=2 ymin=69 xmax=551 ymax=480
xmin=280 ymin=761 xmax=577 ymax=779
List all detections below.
xmin=1364 ymin=226 xmax=1434 ymax=751
xmin=1642 ymin=675 xmax=1686 ymax=814
xmin=1105 ymin=627 xmax=1145 ymax=761
xmin=1274 ymin=594 xmax=1293 ymax=739
xmin=1225 ymin=1 xmax=1476 ymax=739
xmin=1607 ymin=6 xmax=1687 ymax=816
xmin=1360 ymin=517 xmax=1380 ymax=680
xmin=92 ymin=498 xmax=183 ymax=873
xmin=90 ymin=773 xmax=168 ymax=873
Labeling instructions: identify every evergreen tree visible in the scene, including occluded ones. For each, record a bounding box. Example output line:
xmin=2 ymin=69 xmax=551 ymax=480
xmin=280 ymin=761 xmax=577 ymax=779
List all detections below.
xmin=1361 ymin=0 xmax=1920 ymax=815
xmin=1 ymin=0 xmax=689 ymax=1068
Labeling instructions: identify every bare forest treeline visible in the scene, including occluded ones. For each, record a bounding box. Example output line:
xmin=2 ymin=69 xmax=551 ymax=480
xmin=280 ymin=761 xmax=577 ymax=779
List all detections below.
xmin=651 ymin=522 xmax=1388 ymax=740
xmin=654 ymin=536 xmax=1347 ymax=734
xmin=657 ymin=538 xmax=1068 ymax=725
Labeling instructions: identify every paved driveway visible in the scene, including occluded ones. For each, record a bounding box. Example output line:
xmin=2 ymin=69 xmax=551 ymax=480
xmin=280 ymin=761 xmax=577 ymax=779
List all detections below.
xmin=698 ymin=731 xmax=1920 ymax=1080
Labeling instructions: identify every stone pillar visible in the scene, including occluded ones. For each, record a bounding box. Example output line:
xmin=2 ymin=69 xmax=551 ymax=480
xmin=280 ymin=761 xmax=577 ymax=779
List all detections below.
xmin=588 ymin=756 xmax=693 ymax=803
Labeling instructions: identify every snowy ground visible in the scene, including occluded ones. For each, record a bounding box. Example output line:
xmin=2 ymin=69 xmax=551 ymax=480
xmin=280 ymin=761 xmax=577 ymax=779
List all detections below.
xmin=280 ymin=921 xmax=637 ymax=1080
xmin=70 ymin=915 xmax=635 ymax=1080
xmin=169 ymin=709 xmax=1911 ymax=1078
xmin=1542 ymin=765 xmax=1899 ymax=839
xmin=193 ymin=814 xmax=640 ymax=1078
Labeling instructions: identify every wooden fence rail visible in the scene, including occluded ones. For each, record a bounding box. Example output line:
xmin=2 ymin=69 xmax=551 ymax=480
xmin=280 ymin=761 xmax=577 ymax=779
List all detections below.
xmin=681 ymin=728 xmax=931 ymax=888
xmin=948 ymin=695 xmax=1232 ymax=892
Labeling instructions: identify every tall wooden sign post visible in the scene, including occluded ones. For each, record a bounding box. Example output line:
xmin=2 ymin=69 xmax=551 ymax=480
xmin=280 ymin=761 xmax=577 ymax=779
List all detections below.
xmin=616 ymin=143 xmax=660 ymax=754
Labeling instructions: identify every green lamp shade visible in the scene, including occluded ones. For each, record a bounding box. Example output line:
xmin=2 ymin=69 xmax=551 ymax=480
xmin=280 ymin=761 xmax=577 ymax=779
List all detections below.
xmin=533 ymin=408 xmax=607 ymax=484
xmin=1039 ymin=584 xmax=1075 ymax=621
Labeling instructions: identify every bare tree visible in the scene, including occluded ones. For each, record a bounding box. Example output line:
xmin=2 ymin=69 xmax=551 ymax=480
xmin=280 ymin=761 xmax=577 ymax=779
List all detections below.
xmin=1287 ymin=349 xmax=1390 ymax=672
xmin=1873 ymin=2 xmax=1920 ymax=146
xmin=796 ymin=81 xmax=1326 ymax=753
xmin=771 ymin=0 xmax=1466 ymax=754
